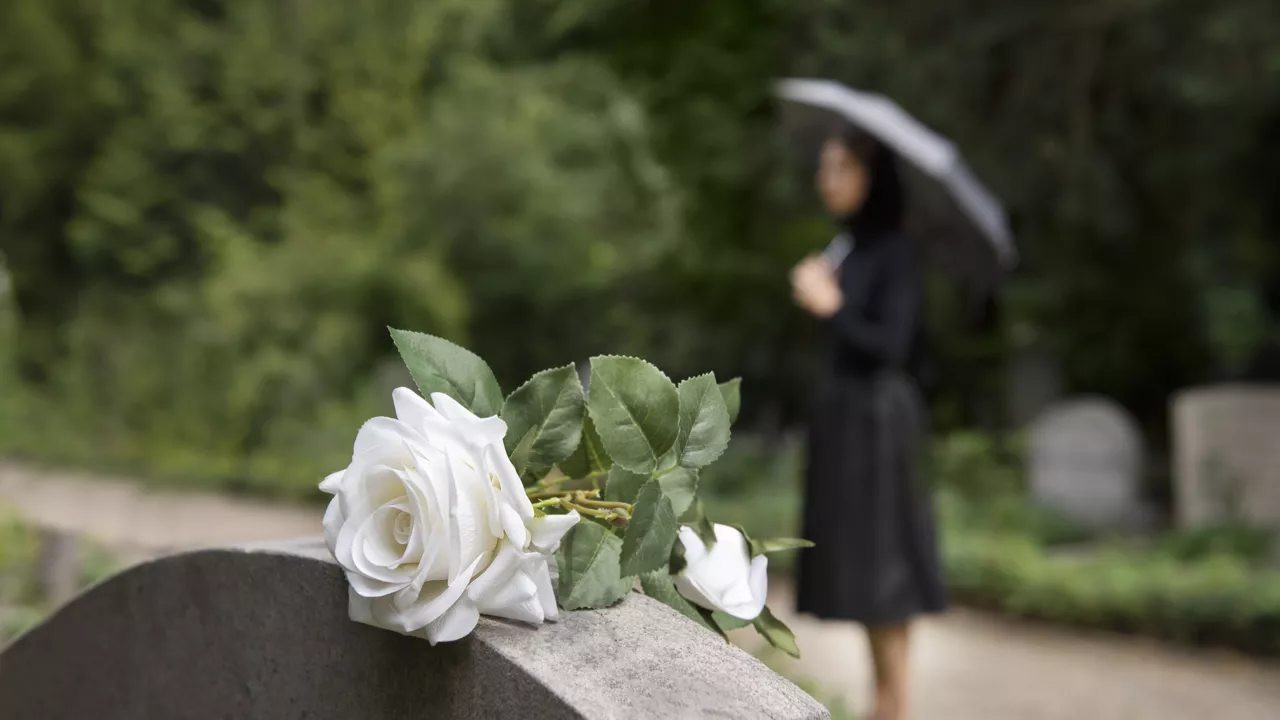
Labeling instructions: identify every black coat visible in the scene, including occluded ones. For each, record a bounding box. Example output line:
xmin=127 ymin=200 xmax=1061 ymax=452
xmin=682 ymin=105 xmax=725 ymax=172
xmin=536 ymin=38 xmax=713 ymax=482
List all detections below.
xmin=796 ymin=229 xmax=949 ymax=625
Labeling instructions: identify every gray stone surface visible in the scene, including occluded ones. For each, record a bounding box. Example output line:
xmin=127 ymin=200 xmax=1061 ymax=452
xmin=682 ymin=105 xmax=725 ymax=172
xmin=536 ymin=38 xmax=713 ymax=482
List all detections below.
xmin=1028 ymin=397 xmax=1147 ymax=530
xmin=0 ymin=537 xmax=827 ymax=720
xmin=1172 ymin=385 xmax=1280 ymax=528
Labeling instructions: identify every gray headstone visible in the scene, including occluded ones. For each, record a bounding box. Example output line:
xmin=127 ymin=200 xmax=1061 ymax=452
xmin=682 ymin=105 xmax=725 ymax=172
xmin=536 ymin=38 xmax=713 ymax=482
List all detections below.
xmin=1028 ymin=398 xmax=1146 ymax=530
xmin=33 ymin=528 xmax=80 ymax=607
xmin=0 ymin=538 xmax=827 ymax=720
xmin=1172 ymin=384 xmax=1280 ymax=528
xmin=1006 ymin=343 xmax=1063 ymax=428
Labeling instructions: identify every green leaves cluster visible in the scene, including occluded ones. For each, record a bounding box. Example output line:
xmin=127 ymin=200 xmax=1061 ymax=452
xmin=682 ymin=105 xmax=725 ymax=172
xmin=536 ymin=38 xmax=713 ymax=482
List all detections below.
xmin=390 ymin=328 xmax=806 ymax=657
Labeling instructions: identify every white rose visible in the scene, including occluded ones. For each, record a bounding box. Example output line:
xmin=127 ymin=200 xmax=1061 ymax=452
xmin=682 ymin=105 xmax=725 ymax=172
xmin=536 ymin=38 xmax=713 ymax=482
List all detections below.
xmin=673 ymin=524 xmax=768 ymax=621
xmin=320 ymin=387 xmax=579 ymax=644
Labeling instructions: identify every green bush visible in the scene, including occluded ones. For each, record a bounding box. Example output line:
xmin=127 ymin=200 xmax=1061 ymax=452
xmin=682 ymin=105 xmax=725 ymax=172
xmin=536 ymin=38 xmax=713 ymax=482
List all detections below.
xmin=936 ymin=488 xmax=1091 ymax=548
xmin=0 ymin=0 xmax=679 ymax=497
xmin=945 ymin=523 xmax=1280 ymax=655
xmin=1151 ymin=522 xmax=1277 ymax=565
xmin=0 ymin=512 xmax=40 ymax=604
xmin=929 ymin=431 xmax=1026 ymax=498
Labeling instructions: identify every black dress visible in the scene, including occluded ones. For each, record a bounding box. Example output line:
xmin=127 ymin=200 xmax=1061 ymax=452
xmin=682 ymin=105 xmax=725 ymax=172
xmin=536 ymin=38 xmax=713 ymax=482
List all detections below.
xmin=796 ymin=228 xmax=949 ymax=625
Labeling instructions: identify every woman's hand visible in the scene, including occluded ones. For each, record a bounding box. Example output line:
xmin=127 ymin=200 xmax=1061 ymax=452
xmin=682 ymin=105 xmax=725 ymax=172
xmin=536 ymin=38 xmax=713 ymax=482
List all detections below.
xmin=791 ymin=255 xmax=843 ymax=318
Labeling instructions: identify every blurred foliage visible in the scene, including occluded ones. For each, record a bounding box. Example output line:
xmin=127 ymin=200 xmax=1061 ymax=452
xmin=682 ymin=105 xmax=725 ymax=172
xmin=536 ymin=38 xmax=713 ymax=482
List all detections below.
xmin=0 ymin=510 xmax=119 ymax=646
xmin=928 ymin=431 xmax=1025 ymax=498
xmin=1149 ymin=522 xmax=1277 ymax=565
xmin=0 ymin=0 xmax=677 ymax=491
xmin=0 ymin=513 xmax=40 ymax=604
xmin=936 ymin=488 xmax=1092 ymax=549
xmin=944 ymin=529 xmax=1280 ymax=656
xmin=1 ymin=0 xmax=1279 ymax=495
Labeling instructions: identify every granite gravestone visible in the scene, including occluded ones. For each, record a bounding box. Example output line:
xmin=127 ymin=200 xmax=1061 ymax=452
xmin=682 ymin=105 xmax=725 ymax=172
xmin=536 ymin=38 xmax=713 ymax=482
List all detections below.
xmin=1172 ymin=385 xmax=1280 ymax=529
xmin=1028 ymin=398 xmax=1146 ymax=530
xmin=0 ymin=539 xmax=828 ymax=720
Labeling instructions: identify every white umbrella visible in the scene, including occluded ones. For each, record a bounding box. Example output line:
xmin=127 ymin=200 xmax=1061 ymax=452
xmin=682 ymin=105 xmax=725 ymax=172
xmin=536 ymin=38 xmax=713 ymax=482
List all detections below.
xmin=775 ymin=78 xmax=1018 ymax=289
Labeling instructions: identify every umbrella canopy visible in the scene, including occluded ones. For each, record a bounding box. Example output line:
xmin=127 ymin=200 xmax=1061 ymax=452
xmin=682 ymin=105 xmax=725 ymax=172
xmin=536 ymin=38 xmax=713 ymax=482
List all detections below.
xmin=775 ymin=78 xmax=1017 ymax=291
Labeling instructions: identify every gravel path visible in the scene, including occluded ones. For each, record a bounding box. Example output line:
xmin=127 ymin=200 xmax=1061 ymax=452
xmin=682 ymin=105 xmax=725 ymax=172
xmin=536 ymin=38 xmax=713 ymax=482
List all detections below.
xmin=4 ymin=461 xmax=1280 ymax=719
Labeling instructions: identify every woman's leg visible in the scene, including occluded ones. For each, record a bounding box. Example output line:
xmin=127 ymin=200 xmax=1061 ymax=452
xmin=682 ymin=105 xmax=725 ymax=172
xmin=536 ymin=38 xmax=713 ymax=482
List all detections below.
xmin=867 ymin=622 xmax=911 ymax=720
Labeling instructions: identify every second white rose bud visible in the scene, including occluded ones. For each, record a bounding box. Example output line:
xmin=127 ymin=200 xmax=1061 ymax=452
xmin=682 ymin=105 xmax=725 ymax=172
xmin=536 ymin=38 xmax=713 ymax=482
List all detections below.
xmin=673 ymin=523 xmax=768 ymax=621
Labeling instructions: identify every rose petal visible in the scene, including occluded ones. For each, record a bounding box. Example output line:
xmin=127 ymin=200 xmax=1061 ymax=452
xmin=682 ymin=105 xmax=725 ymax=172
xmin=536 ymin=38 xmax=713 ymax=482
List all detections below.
xmin=320 ymin=469 xmax=345 ymax=494
xmin=736 ymin=554 xmax=770 ymax=621
xmin=465 ymin=543 xmax=523 ymax=604
xmin=350 ymin=504 xmax=415 ymax=585
xmin=389 ymin=553 xmax=485 ymax=632
xmin=345 ymin=569 xmax=399 ymax=598
xmin=423 ymin=598 xmax=480 ymax=645
xmin=485 ymin=444 xmax=534 ymax=521
xmin=393 ymin=387 xmax=451 ymax=435
xmin=476 ymin=571 xmax=542 ymax=623
xmin=677 ymin=526 xmax=710 ymax=564
xmin=673 ymin=572 xmax=719 ymax=613
xmin=445 ymin=444 xmax=498 ymax=579
xmin=673 ymin=524 xmax=762 ymax=618
xmin=336 ymin=461 xmax=407 ymax=536
xmin=528 ymin=511 xmax=580 ymax=554
xmin=431 ymin=392 xmax=508 ymax=447
xmin=358 ymin=500 xmax=415 ymax=568
xmin=402 ymin=448 xmax=451 ymax=585
xmin=478 ymin=466 xmax=505 ymax=542
xmin=533 ymin=559 xmax=559 ymax=623
xmin=353 ymin=416 xmax=418 ymax=460
xmin=498 ymin=502 xmax=529 ymax=550
xmin=322 ymin=497 xmax=345 ymax=554
xmin=334 ymin=466 xmax=406 ymax=572
xmin=480 ymin=592 xmax=544 ymax=625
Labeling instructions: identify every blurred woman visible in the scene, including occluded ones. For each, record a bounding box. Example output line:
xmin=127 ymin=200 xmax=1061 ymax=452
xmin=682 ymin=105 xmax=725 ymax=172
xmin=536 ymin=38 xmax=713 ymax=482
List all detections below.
xmin=790 ymin=127 xmax=947 ymax=720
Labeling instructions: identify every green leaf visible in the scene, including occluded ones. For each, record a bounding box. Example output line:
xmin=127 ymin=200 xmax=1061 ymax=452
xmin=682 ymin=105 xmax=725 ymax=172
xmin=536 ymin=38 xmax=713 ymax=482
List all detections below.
xmin=718 ymin=377 xmax=742 ymax=426
xmin=501 ymin=365 xmax=586 ymax=472
xmin=389 ymin=328 xmax=504 ymax=418
xmin=668 ymin=534 xmax=688 ymax=575
xmin=556 ymin=521 xmax=633 ymax=610
xmin=620 ymin=480 xmax=679 ymax=577
xmin=753 ymin=606 xmax=800 ymax=658
xmin=605 ymin=466 xmax=649 ymax=505
xmin=711 ymin=611 xmax=754 ymax=632
xmin=587 ymin=356 xmax=679 ymax=474
xmin=640 ymin=570 xmax=726 ymax=639
xmin=558 ymin=414 xmax=612 ymax=478
xmin=656 ymin=446 xmax=679 ymax=473
xmin=657 ymin=466 xmax=698 ymax=518
xmin=676 ymin=373 xmax=731 ymax=468
xmin=749 ymin=537 xmax=815 ymax=557
xmin=509 ymin=425 xmax=539 ymax=478
xmin=681 ymin=498 xmax=717 ymax=550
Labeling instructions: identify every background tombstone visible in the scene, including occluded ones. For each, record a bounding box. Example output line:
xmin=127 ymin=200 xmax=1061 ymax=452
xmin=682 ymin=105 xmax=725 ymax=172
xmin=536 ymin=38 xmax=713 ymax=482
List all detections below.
xmin=1006 ymin=340 xmax=1064 ymax=428
xmin=33 ymin=528 xmax=80 ymax=607
xmin=1028 ymin=397 xmax=1147 ymax=531
xmin=1172 ymin=384 xmax=1280 ymax=528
